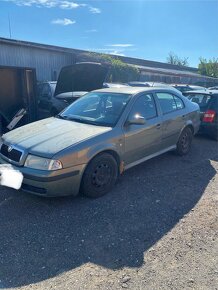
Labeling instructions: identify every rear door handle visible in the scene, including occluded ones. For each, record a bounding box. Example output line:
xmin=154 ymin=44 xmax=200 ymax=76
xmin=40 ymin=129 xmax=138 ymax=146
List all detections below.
xmin=156 ymin=124 xmax=161 ymax=129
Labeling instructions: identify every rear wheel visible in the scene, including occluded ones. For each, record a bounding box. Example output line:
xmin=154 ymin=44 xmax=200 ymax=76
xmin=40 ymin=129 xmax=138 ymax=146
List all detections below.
xmin=175 ymin=127 xmax=193 ymax=156
xmin=81 ymin=153 xmax=118 ymax=198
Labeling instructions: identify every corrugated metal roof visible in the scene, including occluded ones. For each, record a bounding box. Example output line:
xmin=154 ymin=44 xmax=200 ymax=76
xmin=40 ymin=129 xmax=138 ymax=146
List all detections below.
xmin=0 ymin=37 xmax=198 ymax=73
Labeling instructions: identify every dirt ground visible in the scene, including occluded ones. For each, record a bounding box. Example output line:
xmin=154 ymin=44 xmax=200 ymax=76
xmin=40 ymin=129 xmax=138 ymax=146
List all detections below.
xmin=0 ymin=136 xmax=217 ymax=290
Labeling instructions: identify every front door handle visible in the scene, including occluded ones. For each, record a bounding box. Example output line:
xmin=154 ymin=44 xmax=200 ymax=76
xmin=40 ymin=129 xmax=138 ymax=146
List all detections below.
xmin=156 ymin=124 xmax=161 ymax=129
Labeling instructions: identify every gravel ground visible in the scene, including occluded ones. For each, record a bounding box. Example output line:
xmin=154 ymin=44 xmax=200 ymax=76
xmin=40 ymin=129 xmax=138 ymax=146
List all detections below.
xmin=0 ymin=135 xmax=217 ymax=290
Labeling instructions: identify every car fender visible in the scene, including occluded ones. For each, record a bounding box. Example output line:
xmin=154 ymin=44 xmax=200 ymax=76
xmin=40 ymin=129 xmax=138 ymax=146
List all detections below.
xmin=177 ymin=120 xmax=195 ymax=142
xmin=86 ymin=143 xmax=122 ymax=166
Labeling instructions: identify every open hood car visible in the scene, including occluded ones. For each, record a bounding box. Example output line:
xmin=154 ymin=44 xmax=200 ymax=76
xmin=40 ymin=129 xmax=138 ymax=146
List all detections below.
xmin=54 ymin=62 xmax=108 ymax=97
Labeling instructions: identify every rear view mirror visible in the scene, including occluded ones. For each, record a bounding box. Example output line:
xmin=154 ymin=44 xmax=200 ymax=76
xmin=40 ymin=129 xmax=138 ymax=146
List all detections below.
xmin=126 ymin=114 xmax=146 ymax=125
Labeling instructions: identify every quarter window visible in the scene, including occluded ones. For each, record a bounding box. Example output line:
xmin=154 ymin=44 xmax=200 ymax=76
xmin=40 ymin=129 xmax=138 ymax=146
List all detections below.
xmin=129 ymin=94 xmax=157 ymax=120
xmin=174 ymin=95 xmax=184 ymax=109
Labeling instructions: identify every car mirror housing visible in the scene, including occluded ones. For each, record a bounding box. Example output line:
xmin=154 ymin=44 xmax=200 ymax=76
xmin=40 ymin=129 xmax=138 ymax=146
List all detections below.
xmin=126 ymin=114 xmax=146 ymax=125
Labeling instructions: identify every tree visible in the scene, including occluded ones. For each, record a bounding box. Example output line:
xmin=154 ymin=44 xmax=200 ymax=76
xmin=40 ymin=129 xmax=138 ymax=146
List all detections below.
xmin=166 ymin=52 xmax=189 ymax=66
xmin=198 ymin=57 xmax=218 ymax=78
xmin=83 ymin=52 xmax=140 ymax=82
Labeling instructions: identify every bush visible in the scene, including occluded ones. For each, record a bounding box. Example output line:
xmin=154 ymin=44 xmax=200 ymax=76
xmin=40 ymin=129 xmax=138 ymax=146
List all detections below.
xmin=85 ymin=53 xmax=140 ymax=83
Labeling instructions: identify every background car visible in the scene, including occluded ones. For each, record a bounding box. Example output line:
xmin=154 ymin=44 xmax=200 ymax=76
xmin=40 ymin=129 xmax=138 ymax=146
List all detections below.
xmin=171 ymin=84 xmax=207 ymax=94
xmin=208 ymin=86 xmax=218 ymax=90
xmin=103 ymin=82 xmax=129 ymax=88
xmin=128 ymin=81 xmax=170 ymax=87
xmin=38 ymin=62 xmax=108 ymax=118
xmin=0 ymin=87 xmax=200 ymax=198
xmin=183 ymin=90 xmax=218 ymax=140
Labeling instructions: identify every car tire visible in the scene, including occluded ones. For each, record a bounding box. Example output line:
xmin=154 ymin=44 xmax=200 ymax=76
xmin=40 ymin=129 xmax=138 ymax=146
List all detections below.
xmin=175 ymin=127 xmax=193 ymax=156
xmin=81 ymin=153 xmax=118 ymax=198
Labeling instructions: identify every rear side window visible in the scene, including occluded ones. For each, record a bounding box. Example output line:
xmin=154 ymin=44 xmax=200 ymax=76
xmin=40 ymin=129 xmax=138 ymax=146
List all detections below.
xmin=187 ymin=94 xmax=212 ymax=110
xmin=156 ymin=93 xmax=184 ymax=114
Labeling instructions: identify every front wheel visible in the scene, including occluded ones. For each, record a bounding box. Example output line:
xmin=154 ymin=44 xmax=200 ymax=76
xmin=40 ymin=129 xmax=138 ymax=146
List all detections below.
xmin=175 ymin=127 xmax=193 ymax=156
xmin=81 ymin=153 xmax=118 ymax=198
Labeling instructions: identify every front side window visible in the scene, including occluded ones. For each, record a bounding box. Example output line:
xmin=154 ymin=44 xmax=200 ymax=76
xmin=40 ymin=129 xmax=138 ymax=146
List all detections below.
xmin=41 ymin=84 xmax=51 ymax=98
xmin=59 ymin=92 xmax=131 ymax=127
xmin=128 ymin=94 xmax=157 ymax=120
xmin=156 ymin=93 xmax=184 ymax=114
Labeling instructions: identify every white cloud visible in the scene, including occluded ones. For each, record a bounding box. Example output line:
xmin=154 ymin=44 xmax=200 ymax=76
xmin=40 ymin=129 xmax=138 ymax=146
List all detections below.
xmin=4 ymin=0 xmax=84 ymax=9
xmin=59 ymin=1 xmax=80 ymax=9
xmin=89 ymin=6 xmax=101 ymax=14
xmin=85 ymin=29 xmax=97 ymax=33
xmin=106 ymin=44 xmax=134 ymax=48
xmin=86 ymin=48 xmax=125 ymax=56
xmin=51 ymin=18 xmax=76 ymax=26
xmin=4 ymin=0 xmax=102 ymax=14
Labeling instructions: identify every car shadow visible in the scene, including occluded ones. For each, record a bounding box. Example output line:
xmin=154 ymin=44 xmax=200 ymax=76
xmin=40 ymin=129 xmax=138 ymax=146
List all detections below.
xmin=0 ymin=137 xmax=217 ymax=288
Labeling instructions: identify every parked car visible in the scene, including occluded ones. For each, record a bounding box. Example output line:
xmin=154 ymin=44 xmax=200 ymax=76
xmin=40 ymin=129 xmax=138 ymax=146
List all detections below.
xmin=128 ymin=81 xmax=170 ymax=87
xmin=171 ymin=84 xmax=206 ymax=93
xmin=103 ymin=82 xmax=129 ymax=88
xmin=37 ymin=81 xmax=57 ymax=118
xmin=208 ymin=86 xmax=218 ymax=90
xmin=183 ymin=90 xmax=218 ymax=140
xmin=38 ymin=62 xmax=108 ymax=117
xmin=0 ymin=87 xmax=200 ymax=198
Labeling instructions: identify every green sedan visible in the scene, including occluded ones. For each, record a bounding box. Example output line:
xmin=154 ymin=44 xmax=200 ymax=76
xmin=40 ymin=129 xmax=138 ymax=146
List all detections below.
xmin=0 ymin=87 xmax=200 ymax=198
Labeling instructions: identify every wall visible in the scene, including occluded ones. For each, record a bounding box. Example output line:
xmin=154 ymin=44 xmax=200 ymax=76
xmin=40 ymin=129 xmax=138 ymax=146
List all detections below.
xmin=0 ymin=43 xmax=75 ymax=81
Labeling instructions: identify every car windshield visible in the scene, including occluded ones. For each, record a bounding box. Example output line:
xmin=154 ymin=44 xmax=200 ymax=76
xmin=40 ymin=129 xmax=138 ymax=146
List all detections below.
xmin=187 ymin=93 xmax=212 ymax=110
xmin=58 ymin=92 xmax=131 ymax=127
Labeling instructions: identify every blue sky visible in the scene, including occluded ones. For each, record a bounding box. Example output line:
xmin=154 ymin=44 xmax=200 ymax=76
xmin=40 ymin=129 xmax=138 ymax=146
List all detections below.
xmin=0 ymin=0 xmax=217 ymax=67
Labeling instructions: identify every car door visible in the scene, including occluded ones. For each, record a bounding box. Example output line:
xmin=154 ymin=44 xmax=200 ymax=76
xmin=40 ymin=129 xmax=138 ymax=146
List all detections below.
xmin=155 ymin=92 xmax=186 ymax=148
xmin=38 ymin=84 xmax=53 ymax=118
xmin=123 ymin=93 xmax=163 ymax=166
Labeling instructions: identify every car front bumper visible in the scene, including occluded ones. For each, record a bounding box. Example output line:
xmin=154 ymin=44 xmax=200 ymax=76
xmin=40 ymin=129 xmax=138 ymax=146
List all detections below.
xmin=0 ymin=155 xmax=86 ymax=197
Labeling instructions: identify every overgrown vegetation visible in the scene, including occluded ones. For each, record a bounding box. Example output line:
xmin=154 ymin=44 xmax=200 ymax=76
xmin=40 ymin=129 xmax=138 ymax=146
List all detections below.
xmin=198 ymin=57 xmax=218 ymax=78
xmin=84 ymin=52 xmax=140 ymax=82
xmin=166 ymin=52 xmax=189 ymax=66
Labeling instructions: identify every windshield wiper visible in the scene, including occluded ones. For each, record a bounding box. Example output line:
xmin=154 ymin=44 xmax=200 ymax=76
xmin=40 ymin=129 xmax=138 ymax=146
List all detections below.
xmin=56 ymin=114 xmax=71 ymax=120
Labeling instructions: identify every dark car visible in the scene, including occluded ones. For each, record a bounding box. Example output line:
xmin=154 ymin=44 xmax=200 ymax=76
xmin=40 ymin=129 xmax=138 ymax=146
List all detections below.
xmin=38 ymin=62 xmax=108 ymax=118
xmin=183 ymin=90 xmax=218 ymax=140
xmin=208 ymin=86 xmax=218 ymax=90
xmin=171 ymin=84 xmax=206 ymax=94
xmin=37 ymin=81 xmax=57 ymax=118
xmin=37 ymin=81 xmax=87 ymax=118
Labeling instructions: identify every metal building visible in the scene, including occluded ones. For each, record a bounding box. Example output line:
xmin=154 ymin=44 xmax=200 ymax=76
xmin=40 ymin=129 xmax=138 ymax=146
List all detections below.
xmin=0 ymin=37 xmax=217 ymax=86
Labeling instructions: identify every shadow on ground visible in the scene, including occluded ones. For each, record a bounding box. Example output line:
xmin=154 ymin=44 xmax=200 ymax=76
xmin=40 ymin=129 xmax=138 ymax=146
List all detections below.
xmin=0 ymin=137 xmax=217 ymax=288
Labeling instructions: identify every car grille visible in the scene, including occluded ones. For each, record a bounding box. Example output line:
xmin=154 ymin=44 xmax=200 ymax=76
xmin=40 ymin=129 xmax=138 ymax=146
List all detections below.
xmin=0 ymin=144 xmax=23 ymax=163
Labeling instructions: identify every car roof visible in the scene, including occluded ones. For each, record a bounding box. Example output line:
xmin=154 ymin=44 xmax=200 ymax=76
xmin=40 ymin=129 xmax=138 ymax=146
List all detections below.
xmin=184 ymin=90 xmax=218 ymax=96
xmin=93 ymin=86 xmax=183 ymax=95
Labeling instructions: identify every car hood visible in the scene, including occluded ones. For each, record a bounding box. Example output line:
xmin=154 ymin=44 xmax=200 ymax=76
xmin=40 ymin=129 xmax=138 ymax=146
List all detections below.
xmin=54 ymin=62 xmax=108 ymax=97
xmin=2 ymin=118 xmax=111 ymax=158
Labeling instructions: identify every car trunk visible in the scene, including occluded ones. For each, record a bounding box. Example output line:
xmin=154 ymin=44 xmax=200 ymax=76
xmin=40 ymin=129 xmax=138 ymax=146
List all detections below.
xmin=54 ymin=62 xmax=108 ymax=97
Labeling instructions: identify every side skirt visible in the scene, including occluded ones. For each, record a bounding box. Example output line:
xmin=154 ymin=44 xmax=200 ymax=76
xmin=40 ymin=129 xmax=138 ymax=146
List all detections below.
xmin=124 ymin=145 xmax=176 ymax=170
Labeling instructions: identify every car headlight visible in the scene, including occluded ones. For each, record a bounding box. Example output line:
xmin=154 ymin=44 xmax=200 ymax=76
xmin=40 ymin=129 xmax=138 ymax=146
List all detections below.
xmin=24 ymin=155 xmax=62 ymax=171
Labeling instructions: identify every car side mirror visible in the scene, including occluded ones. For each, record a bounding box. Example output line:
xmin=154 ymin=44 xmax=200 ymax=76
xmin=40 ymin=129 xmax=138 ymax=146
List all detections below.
xmin=126 ymin=114 xmax=146 ymax=125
